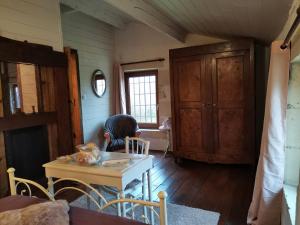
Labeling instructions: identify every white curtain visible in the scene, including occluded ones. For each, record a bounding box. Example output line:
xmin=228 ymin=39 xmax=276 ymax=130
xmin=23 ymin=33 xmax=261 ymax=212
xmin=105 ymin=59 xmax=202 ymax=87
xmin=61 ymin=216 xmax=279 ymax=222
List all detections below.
xmin=113 ymin=63 xmax=126 ymax=114
xmin=247 ymin=41 xmax=290 ymax=225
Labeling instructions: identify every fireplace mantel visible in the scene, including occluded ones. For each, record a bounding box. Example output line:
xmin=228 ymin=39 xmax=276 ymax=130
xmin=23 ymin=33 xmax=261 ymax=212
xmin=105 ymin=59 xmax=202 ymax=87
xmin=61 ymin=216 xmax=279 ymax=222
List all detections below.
xmin=0 ymin=112 xmax=56 ymax=131
xmin=0 ymin=36 xmax=73 ymax=197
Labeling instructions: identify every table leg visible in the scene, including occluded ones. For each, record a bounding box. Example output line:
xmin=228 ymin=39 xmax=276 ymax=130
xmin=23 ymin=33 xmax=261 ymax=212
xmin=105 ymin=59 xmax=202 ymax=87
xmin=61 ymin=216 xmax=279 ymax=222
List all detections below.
xmin=164 ymin=130 xmax=170 ymax=158
xmin=147 ymin=169 xmax=154 ymax=224
xmin=47 ymin=177 xmax=54 ymax=196
xmin=142 ymin=173 xmax=148 ymax=223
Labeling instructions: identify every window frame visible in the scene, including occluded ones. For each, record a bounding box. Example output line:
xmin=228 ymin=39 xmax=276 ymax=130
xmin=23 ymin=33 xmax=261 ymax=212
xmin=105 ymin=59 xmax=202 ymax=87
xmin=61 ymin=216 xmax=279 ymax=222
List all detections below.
xmin=124 ymin=69 xmax=159 ymax=129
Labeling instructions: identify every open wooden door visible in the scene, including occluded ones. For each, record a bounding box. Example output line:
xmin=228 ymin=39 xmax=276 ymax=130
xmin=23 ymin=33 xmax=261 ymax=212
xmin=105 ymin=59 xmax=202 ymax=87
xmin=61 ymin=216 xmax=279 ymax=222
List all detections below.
xmin=64 ymin=48 xmax=83 ymax=147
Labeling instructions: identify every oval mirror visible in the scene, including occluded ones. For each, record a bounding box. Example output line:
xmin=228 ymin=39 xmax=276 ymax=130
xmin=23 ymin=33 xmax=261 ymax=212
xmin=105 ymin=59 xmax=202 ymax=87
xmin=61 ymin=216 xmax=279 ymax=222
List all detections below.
xmin=91 ymin=69 xmax=106 ymax=97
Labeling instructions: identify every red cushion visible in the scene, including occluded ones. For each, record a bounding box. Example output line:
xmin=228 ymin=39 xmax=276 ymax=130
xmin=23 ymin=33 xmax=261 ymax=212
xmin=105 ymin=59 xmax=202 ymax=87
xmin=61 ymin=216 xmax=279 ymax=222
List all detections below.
xmin=0 ymin=196 xmax=146 ymax=225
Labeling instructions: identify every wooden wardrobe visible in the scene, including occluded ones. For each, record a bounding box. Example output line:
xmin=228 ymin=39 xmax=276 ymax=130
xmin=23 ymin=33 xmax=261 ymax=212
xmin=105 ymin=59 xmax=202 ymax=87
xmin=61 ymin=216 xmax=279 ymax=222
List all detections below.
xmin=170 ymin=40 xmax=267 ymax=164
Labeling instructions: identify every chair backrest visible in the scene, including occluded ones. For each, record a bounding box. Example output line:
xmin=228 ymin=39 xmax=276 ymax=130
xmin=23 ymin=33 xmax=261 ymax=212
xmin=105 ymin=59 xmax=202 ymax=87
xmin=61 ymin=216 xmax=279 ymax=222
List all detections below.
xmin=125 ymin=137 xmax=150 ymax=155
xmin=105 ymin=114 xmax=139 ymax=139
xmin=7 ymin=168 xmax=168 ymax=225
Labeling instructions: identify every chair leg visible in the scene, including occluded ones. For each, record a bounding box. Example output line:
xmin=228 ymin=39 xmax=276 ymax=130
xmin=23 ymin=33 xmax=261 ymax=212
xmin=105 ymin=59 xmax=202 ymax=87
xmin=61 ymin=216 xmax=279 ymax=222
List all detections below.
xmin=120 ymin=191 xmax=126 ymax=217
xmin=131 ymin=197 xmax=135 ymax=220
xmin=142 ymin=173 xmax=148 ymax=223
xmin=148 ymin=169 xmax=154 ymax=224
xmin=97 ymin=186 xmax=103 ymax=207
xmin=87 ymin=192 xmax=91 ymax=210
xmin=117 ymin=192 xmax=121 ymax=216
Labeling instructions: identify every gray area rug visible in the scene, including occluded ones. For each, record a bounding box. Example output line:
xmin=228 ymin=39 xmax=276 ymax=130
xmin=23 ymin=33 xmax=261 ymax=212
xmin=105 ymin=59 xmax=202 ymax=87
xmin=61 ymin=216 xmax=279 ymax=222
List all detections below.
xmin=70 ymin=192 xmax=220 ymax=225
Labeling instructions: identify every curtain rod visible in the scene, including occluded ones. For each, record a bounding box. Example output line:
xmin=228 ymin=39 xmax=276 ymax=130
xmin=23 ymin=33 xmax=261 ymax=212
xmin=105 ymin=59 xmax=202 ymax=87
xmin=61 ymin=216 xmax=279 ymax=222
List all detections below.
xmin=281 ymin=7 xmax=300 ymax=49
xmin=120 ymin=58 xmax=165 ymax=66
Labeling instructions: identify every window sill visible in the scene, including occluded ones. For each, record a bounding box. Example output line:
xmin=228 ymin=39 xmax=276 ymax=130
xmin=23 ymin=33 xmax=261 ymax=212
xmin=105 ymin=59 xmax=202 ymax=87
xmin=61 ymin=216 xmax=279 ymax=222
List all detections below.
xmin=140 ymin=128 xmax=160 ymax=132
xmin=284 ymin=184 xmax=297 ymax=225
xmin=140 ymin=128 xmax=167 ymax=139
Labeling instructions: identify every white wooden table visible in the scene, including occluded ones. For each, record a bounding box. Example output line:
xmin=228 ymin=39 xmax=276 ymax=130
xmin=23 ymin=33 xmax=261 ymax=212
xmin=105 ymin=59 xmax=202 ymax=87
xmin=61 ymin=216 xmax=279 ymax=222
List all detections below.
xmin=43 ymin=151 xmax=154 ymax=219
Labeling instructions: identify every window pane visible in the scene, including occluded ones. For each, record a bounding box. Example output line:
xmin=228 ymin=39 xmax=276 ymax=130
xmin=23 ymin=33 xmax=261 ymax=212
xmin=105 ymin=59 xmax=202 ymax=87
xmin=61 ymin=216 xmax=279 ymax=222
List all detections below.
xmin=127 ymin=72 xmax=157 ymax=125
xmin=135 ymin=106 xmax=140 ymax=117
xmin=140 ymin=94 xmax=145 ymax=105
xmin=134 ymin=83 xmax=139 ymax=94
xmin=140 ymin=82 xmax=145 ymax=94
xmin=150 ymin=76 xmax=155 ymax=82
xmin=146 ymin=106 xmax=151 ymax=121
xmin=145 ymin=82 xmax=150 ymax=94
xmin=151 ymin=106 xmax=157 ymax=123
xmin=139 ymin=76 xmax=144 ymax=83
xmin=140 ymin=106 xmax=146 ymax=122
xmin=145 ymin=94 xmax=151 ymax=105
xmin=150 ymin=82 xmax=156 ymax=93
xmin=151 ymin=94 xmax=156 ymax=105
xmin=135 ymin=94 xmax=140 ymax=105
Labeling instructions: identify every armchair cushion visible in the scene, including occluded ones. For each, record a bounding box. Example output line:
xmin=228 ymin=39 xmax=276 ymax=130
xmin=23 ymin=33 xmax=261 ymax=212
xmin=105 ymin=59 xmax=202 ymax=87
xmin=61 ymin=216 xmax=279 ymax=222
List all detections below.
xmin=107 ymin=138 xmax=125 ymax=152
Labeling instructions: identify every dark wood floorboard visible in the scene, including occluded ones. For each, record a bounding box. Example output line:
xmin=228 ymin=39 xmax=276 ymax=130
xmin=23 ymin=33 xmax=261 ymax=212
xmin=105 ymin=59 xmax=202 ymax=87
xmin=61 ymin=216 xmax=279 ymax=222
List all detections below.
xmin=148 ymin=151 xmax=255 ymax=225
xmin=32 ymin=151 xmax=255 ymax=225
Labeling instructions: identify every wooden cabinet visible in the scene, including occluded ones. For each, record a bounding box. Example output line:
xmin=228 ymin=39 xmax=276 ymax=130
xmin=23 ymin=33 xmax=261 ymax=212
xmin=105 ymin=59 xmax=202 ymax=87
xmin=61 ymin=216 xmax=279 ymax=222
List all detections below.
xmin=170 ymin=40 xmax=259 ymax=164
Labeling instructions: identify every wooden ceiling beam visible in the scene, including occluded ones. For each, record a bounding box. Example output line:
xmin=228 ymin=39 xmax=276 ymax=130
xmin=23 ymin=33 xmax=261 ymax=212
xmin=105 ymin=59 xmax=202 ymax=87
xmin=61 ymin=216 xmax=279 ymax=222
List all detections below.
xmin=103 ymin=0 xmax=187 ymax=42
xmin=61 ymin=0 xmax=126 ymax=29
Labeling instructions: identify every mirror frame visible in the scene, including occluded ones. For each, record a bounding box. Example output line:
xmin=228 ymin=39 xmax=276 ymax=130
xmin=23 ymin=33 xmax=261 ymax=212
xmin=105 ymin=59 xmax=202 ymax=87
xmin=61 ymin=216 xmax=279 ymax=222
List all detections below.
xmin=91 ymin=69 xmax=106 ymax=98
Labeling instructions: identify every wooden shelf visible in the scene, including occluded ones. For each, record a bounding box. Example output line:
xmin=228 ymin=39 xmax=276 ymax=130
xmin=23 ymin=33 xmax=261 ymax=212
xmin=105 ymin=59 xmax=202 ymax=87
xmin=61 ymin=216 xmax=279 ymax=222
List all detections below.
xmin=0 ymin=112 xmax=56 ymax=131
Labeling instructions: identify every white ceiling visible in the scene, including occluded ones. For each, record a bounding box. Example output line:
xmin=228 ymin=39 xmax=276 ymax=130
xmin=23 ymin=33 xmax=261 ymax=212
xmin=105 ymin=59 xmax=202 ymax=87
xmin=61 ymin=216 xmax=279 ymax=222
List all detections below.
xmin=61 ymin=0 xmax=135 ymax=29
xmin=62 ymin=0 xmax=294 ymax=43
xmin=146 ymin=0 xmax=293 ymax=42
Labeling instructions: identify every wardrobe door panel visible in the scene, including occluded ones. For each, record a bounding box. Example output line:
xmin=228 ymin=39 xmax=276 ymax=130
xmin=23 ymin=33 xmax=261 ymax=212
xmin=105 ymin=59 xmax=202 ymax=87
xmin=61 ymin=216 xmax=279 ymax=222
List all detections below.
xmin=177 ymin=61 xmax=202 ymax=102
xmin=216 ymin=109 xmax=245 ymax=153
xmin=212 ymin=51 xmax=254 ymax=163
xmin=216 ymin=55 xmax=245 ymax=107
xmin=179 ymin=108 xmax=203 ymax=148
xmin=173 ymin=57 xmax=211 ymax=158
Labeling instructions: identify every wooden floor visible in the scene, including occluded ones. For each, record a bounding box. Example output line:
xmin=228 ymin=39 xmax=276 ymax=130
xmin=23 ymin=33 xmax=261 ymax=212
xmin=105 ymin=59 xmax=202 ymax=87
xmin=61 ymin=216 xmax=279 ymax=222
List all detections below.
xmin=146 ymin=151 xmax=255 ymax=225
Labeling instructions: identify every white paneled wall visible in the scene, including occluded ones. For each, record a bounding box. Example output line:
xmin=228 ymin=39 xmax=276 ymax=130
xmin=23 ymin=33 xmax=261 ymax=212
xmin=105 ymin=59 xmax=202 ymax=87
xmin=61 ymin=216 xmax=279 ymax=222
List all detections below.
xmin=61 ymin=11 xmax=114 ymax=147
xmin=0 ymin=0 xmax=63 ymax=51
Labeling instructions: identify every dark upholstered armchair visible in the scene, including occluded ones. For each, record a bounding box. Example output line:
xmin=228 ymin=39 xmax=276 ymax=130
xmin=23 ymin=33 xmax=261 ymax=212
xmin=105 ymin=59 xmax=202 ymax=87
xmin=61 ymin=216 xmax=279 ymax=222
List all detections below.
xmin=104 ymin=114 xmax=141 ymax=152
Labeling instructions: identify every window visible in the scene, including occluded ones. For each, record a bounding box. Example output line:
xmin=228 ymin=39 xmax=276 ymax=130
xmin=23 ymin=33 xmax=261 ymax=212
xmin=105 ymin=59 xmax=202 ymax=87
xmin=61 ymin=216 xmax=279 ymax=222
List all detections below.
xmin=125 ymin=70 xmax=158 ymax=129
